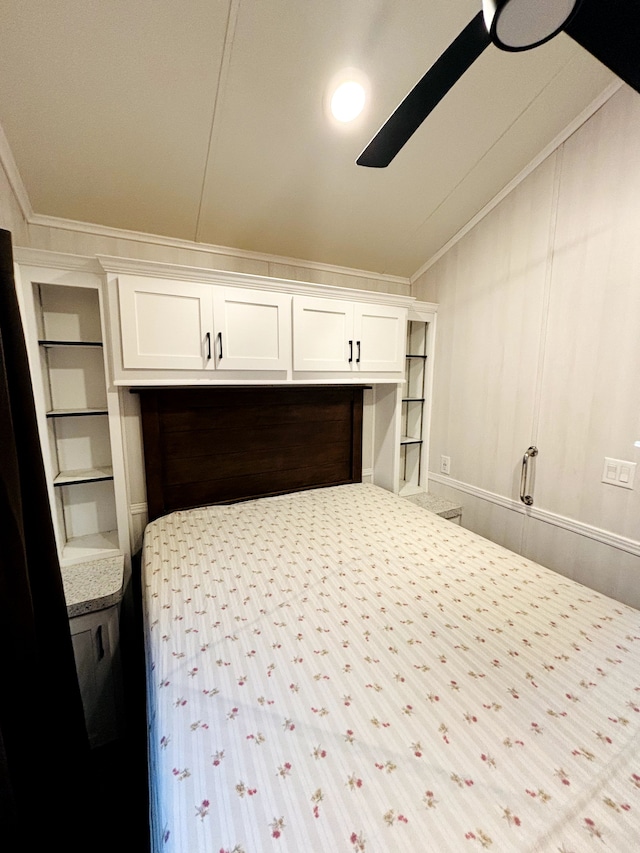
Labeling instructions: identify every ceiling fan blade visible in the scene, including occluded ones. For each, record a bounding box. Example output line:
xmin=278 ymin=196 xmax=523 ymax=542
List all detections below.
xmin=357 ymin=11 xmax=490 ymax=168
xmin=564 ymin=0 xmax=640 ymax=93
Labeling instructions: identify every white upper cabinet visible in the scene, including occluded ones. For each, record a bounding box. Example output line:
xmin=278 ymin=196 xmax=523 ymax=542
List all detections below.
xmin=213 ymin=287 xmax=290 ymax=371
xmin=118 ymin=275 xmax=215 ymax=370
xmin=293 ymin=295 xmax=406 ymax=373
xmin=104 ymin=261 xmax=413 ymax=383
xmin=292 ymin=296 xmax=354 ymax=371
xmin=117 ymin=275 xmax=290 ymax=372
xmin=355 ymin=302 xmax=406 ymax=372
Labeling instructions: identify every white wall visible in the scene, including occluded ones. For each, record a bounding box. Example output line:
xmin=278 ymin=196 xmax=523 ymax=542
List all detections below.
xmin=414 ymin=85 xmax=640 ymax=608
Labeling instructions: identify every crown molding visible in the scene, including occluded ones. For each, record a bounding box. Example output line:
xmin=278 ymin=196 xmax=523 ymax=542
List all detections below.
xmin=27 ymin=212 xmax=410 ymax=288
xmin=13 ymin=246 xmax=103 ymax=273
xmin=13 ymin=244 xmax=414 ymax=306
xmin=96 ymin=254 xmax=415 ymax=307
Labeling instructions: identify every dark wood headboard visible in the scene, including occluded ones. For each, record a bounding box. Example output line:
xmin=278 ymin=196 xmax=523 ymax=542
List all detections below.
xmin=135 ymin=386 xmax=364 ymax=521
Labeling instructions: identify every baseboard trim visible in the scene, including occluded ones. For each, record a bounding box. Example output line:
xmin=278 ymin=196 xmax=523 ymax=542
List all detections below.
xmin=428 ymin=472 xmax=640 ymax=558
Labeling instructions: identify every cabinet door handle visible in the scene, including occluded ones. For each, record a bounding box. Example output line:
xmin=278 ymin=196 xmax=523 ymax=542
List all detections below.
xmin=348 ymin=340 xmax=353 ymax=363
xmin=356 ymin=340 xmax=361 ymax=363
xmin=205 ymin=332 xmax=212 ymax=361
xmin=520 ymin=446 xmax=538 ymax=506
xmin=95 ymin=624 xmax=105 ymax=661
xmin=217 ymin=331 xmax=223 ymax=360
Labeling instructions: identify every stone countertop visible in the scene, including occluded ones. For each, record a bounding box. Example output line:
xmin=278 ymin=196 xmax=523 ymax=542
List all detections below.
xmin=61 ymin=554 xmax=124 ymax=618
xmin=404 ymin=492 xmax=463 ymax=520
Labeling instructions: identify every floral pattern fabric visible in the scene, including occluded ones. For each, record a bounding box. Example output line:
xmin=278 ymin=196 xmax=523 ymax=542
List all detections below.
xmin=142 ymin=484 xmax=640 ymax=852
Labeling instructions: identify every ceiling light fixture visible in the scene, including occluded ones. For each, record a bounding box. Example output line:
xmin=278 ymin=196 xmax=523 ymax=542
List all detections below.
xmin=325 ymin=68 xmax=369 ymax=127
xmin=330 ymin=80 xmax=366 ymax=122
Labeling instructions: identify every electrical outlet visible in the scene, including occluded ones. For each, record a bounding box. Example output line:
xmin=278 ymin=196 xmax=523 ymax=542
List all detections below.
xmin=440 ymin=455 xmax=451 ymax=475
xmin=602 ymin=457 xmax=636 ymax=490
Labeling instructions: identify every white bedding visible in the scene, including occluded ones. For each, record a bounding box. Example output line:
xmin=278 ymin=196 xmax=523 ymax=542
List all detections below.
xmin=142 ymin=483 xmax=640 ymax=851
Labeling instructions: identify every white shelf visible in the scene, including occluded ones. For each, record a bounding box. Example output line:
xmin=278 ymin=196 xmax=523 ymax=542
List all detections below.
xmin=53 ymin=466 xmax=114 ymax=487
xmin=400 ymin=435 xmax=422 ymax=445
xmin=61 ymin=530 xmax=120 ymax=565
xmin=39 ymin=339 xmax=103 ymax=348
xmin=46 ymin=408 xmax=109 ymax=418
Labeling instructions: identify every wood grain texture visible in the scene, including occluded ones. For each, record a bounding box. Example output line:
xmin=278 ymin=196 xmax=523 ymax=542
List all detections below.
xmin=136 ymin=386 xmax=364 ymax=520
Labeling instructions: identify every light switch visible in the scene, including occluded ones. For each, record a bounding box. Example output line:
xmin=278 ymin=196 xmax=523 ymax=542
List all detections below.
xmin=602 ymin=458 xmax=636 ymax=490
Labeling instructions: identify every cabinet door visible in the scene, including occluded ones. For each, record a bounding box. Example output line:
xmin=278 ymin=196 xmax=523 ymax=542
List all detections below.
xmin=118 ymin=275 xmax=214 ymax=370
xmin=213 ymin=287 xmax=291 ymax=370
xmin=292 ymin=296 xmax=354 ymax=371
xmin=70 ymin=608 xmax=120 ymax=747
xmin=355 ymin=303 xmax=406 ymax=372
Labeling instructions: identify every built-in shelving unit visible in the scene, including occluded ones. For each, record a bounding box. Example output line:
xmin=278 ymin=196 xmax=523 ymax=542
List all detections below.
xmin=16 ymin=252 xmax=130 ymax=750
xmin=16 ymin=261 xmax=127 ymax=566
xmin=398 ymin=304 xmax=437 ymax=496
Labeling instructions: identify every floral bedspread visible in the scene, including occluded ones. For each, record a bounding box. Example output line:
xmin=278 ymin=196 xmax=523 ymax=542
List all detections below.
xmin=142 ymin=484 xmax=640 ymax=852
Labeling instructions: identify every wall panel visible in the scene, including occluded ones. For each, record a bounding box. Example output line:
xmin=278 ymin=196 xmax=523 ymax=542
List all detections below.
xmin=535 ymin=87 xmax=640 ymax=540
xmin=415 ymin=154 xmax=557 ymax=500
xmin=523 ymin=516 xmax=640 ymax=610
xmin=414 ymin=85 xmax=640 ymax=606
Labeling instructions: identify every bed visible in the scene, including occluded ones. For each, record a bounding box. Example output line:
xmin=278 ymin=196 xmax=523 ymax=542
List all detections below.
xmin=138 ymin=387 xmax=640 ymax=852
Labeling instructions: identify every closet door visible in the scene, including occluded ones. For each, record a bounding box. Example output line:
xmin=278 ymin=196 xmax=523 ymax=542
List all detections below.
xmin=523 ymin=98 xmax=640 ymax=562
xmin=422 ymin=156 xmax=557 ymax=552
xmin=118 ymin=275 xmax=214 ymax=370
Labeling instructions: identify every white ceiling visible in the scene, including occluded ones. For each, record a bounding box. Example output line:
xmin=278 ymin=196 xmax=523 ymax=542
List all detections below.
xmin=0 ymin=1 xmax=617 ymax=277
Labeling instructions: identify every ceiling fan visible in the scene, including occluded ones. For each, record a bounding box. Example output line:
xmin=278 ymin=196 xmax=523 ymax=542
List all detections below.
xmin=357 ymin=0 xmax=640 ymax=167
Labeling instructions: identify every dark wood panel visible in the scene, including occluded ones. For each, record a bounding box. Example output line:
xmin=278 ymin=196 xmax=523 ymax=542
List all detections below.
xmin=154 ymin=385 xmax=353 ymax=409
xmin=162 ymin=418 xmax=351 ymax=459
xmin=165 ymin=462 xmax=357 ymax=510
xmin=160 ymin=398 xmax=352 ymax=433
xmin=136 ymin=386 xmax=364 ymax=520
xmin=164 ymin=440 xmax=353 ymax=486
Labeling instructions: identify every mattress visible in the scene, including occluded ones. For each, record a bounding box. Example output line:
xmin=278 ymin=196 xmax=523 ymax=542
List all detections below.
xmin=142 ymin=483 xmax=640 ymax=852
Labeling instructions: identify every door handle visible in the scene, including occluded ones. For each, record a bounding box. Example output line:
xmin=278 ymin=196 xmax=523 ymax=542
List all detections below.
xmin=95 ymin=624 xmax=105 ymax=662
xmin=217 ymin=331 xmax=223 ymax=360
xmin=205 ymin=332 xmax=212 ymax=361
xmin=356 ymin=340 xmax=361 ymax=363
xmin=520 ymin=446 xmax=538 ymax=506
xmin=348 ymin=340 xmax=353 ymax=363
